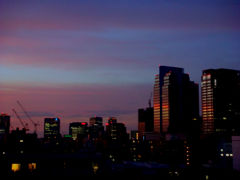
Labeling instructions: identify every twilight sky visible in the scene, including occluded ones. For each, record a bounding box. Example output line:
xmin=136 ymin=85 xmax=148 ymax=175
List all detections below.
xmin=0 ymin=0 xmax=240 ymax=136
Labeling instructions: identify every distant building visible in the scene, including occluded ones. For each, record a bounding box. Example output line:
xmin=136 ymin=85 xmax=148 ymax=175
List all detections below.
xmin=138 ymin=107 xmax=154 ymax=135
xmin=153 ymin=66 xmax=199 ymax=135
xmin=201 ymin=69 xmax=240 ymax=135
xmin=0 ymin=113 xmax=10 ymax=135
xmin=106 ymin=117 xmax=118 ymax=140
xmin=130 ymin=130 xmax=139 ymax=140
xmin=89 ymin=117 xmax=103 ymax=126
xmin=106 ymin=117 xmax=128 ymax=142
xmin=69 ymin=122 xmax=88 ymax=140
xmin=89 ymin=117 xmax=104 ymax=140
xmin=44 ymin=118 xmax=60 ymax=139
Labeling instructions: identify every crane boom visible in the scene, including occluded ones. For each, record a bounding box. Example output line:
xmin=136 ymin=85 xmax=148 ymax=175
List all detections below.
xmin=17 ymin=100 xmax=38 ymax=134
xmin=12 ymin=108 xmax=28 ymax=131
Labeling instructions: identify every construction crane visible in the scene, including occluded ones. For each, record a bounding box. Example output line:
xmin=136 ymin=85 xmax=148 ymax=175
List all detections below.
xmin=12 ymin=108 xmax=29 ymax=131
xmin=17 ymin=100 xmax=39 ymax=134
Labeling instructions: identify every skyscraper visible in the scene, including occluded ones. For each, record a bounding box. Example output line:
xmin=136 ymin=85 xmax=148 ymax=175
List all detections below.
xmin=0 ymin=113 xmax=10 ymax=135
xmin=201 ymin=69 xmax=240 ymax=135
xmin=44 ymin=118 xmax=60 ymax=139
xmin=153 ymin=74 xmax=160 ymax=133
xmin=153 ymin=66 xmax=199 ymax=135
xmin=69 ymin=122 xmax=88 ymax=140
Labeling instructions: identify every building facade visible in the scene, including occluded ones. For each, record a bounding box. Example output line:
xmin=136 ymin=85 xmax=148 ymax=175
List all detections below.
xmin=153 ymin=66 xmax=199 ymax=135
xmin=69 ymin=122 xmax=88 ymax=140
xmin=201 ymin=69 xmax=240 ymax=135
xmin=44 ymin=118 xmax=60 ymax=139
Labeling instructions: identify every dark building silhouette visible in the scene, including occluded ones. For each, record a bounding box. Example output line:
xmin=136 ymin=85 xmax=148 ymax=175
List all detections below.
xmin=44 ymin=118 xmax=60 ymax=139
xmin=69 ymin=122 xmax=88 ymax=140
xmin=106 ymin=117 xmax=118 ymax=140
xmin=0 ymin=113 xmax=10 ymax=135
xmin=201 ymin=69 xmax=240 ymax=135
xmin=106 ymin=117 xmax=128 ymax=141
xmin=89 ymin=117 xmax=104 ymax=140
xmin=138 ymin=107 xmax=154 ymax=135
xmin=153 ymin=66 xmax=199 ymax=135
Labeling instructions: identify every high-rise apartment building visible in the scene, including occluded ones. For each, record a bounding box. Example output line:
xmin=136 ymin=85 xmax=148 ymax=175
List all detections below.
xmin=201 ymin=69 xmax=240 ymax=135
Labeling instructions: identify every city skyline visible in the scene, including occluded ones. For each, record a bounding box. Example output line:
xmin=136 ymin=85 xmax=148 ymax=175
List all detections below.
xmin=1 ymin=0 xmax=240 ymax=136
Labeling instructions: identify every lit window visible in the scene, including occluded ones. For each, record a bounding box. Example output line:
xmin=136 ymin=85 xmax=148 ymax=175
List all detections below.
xmin=28 ymin=163 xmax=37 ymax=171
xmin=11 ymin=163 xmax=21 ymax=172
xmin=226 ymin=154 xmax=229 ymax=157
xmin=92 ymin=164 xmax=99 ymax=174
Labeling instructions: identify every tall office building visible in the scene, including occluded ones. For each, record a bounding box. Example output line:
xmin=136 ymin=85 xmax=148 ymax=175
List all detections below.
xmin=201 ymin=69 xmax=240 ymax=135
xmin=69 ymin=122 xmax=88 ymax=140
xmin=44 ymin=118 xmax=60 ymax=139
xmin=0 ymin=113 xmax=10 ymax=135
xmin=153 ymin=66 xmax=199 ymax=135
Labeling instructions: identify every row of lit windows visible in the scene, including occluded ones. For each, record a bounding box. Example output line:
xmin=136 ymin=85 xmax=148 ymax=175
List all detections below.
xmin=201 ymin=81 xmax=212 ymax=84
xmin=202 ymin=92 xmax=213 ymax=96
xmin=202 ymin=74 xmax=211 ymax=80
xmin=202 ymin=81 xmax=212 ymax=85
xmin=202 ymin=114 xmax=214 ymax=117
xmin=202 ymin=113 xmax=214 ymax=116
xmin=202 ymin=93 xmax=213 ymax=96
xmin=202 ymin=104 xmax=214 ymax=107
xmin=201 ymin=82 xmax=212 ymax=86
xmin=202 ymin=89 xmax=213 ymax=93
xmin=202 ymin=112 xmax=214 ymax=114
